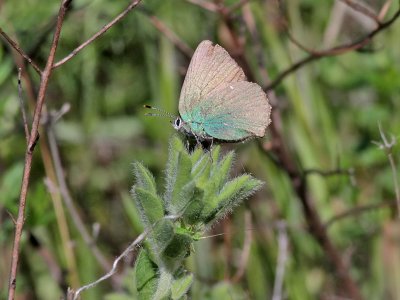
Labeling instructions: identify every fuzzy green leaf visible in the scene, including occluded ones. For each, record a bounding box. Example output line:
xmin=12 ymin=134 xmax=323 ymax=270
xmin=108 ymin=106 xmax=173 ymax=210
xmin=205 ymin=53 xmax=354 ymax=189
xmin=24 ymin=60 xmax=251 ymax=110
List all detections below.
xmin=135 ymin=250 xmax=158 ymax=300
xmin=133 ymin=162 xmax=157 ymax=194
xmin=132 ymin=187 xmax=164 ymax=226
xmin=201 ymin=151 xmax=235 ymax=209
xmin=211 ymin=145 xmax=221 ymax=162
xmin=171 ymin=152 xmax=192 ymax=211
xmin=181 ymin=186 xmax=205 ymax=225
xmin=165 ymin=140 xmax=193 ymax=214
xmin=148 ymin=218 xmax=175 ymax=263
xmin=152 ymin=268 xmax=173 ymax=300
xmin=171 ymin=273 xmax=193 ymax=300
xmin=189 ymin=146 xmax=203 ymax=164
xmin=162 ymin=232 xmax=192 ymax=259
xmin=202 ymin=175 xmax=263 ymax=224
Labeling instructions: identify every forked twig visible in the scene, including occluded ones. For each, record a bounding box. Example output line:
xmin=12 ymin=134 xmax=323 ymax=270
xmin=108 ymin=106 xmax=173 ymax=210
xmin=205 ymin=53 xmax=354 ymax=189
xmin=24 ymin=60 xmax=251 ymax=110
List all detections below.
xmin=8 ymin=1 xmax=73 ymax=298
xmin=325 ymin=201 xmax=395 ymax=229
xmin=266 ymin=2 xmax=400 ymax=91
xmin=7 ymin=0 xmax=144 ymax=298
xmin=0 ymin=28 xmax=42 ymax=74
xmin=373 ymin=124 xmax=400 ymax=218
xmin=146 ymin=14 xmax=194 ymax=58
xmin=70 ymin=228 xmax=151 ymax=300
xmin=53 ymin=0 xmax=142 ymax=69
xmin=340 ymin=0 xmax=381 ymax=24
xmin=45 ymin=106 xmax=112 ymax=272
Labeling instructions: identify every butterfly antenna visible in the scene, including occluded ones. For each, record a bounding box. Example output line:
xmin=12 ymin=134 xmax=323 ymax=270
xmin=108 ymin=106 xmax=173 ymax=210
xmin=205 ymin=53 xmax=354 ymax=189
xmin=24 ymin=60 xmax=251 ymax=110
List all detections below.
xmin=144 ymin=105 xmax=176 ymax=119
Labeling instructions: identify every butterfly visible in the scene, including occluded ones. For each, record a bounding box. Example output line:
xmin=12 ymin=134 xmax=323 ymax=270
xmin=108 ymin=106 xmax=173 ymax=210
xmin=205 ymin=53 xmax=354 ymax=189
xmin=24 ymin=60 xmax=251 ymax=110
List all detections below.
xmin=146 ymin=40 xmax=271 ymax=145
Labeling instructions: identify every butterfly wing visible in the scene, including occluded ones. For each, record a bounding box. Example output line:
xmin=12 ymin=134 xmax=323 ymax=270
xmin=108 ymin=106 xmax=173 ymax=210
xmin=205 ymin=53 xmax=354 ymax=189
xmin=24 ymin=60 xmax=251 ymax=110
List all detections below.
xmin=201 ymin=81 xmax=271 ymax=141
xmin=179 ymin=40 xmax=246 ymax=120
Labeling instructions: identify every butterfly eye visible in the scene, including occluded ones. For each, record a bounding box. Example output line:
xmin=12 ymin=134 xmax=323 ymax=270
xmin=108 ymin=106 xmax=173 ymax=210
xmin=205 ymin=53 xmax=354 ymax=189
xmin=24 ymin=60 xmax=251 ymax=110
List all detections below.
xmin=173 ymin=117 xmax=182 ymax=130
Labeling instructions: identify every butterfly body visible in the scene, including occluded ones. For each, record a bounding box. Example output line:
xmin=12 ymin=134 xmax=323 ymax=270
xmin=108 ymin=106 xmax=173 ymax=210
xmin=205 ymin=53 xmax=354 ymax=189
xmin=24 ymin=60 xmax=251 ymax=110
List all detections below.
xmin=174 ymin=40 xmax=271 ymax=143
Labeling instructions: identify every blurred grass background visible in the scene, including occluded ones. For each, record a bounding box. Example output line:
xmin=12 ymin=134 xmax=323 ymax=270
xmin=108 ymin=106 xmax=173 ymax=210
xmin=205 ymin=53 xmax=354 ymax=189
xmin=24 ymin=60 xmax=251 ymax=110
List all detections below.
xmin=1 ymin=0 xmax=400 ymax=299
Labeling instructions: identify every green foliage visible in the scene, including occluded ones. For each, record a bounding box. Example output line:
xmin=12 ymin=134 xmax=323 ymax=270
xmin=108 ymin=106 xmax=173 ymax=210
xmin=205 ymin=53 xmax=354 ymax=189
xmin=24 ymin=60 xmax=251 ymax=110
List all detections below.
xmin=131 ymin=136 xmax=263 ymax=299
xmin=1 ymin=1 xmax=400 ymax=299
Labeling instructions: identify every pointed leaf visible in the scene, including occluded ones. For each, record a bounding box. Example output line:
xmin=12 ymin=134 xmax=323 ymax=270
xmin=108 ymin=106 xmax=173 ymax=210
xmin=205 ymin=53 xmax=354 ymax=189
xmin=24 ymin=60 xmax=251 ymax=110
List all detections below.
xmin=171 ymin=273 xmax=193 ymax=300
xmin=132 ymin=187 xmax=164 ymax=226
xmin=135 ymin=250 xmax=158 ymax=299
xmin=148 ymin=218 xmax=175 ymax=263
xmin=202 ymin=175 xmax=263 ymax=224
xmin=133 ymin=162 xmax=157 ymax=194
xmin=152 ymin=268 xmax=173 ymax=300
xmin=165 ymin=151 xmax=192 ymax=214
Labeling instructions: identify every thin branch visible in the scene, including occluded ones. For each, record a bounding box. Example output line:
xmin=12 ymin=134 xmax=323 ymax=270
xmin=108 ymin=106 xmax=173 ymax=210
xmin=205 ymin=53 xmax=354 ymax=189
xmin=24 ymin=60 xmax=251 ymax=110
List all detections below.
xmin=0 ymin=28 xmax=42 ymax=74
xmin=240 ymin=9 xmax=363 ymax=299
xmin=378 ymin=0 xmax=393 ymax=21
xmin=70 ymin=227 xmax=150 ymax=300
xmin=45 ymin=106 xmax=112 ymax=272
xmin=146 ymin=14 xmax=194 ymax=58
xmin=53 ymin=0 xmax=142 ymax=69
xmin=8 ymin=1 xmax=72 ymax=299
xmin=324 ymin=201 xmax=395 ymax=229
xmin=11 ymin=31 xmax=82 ymax=290
xmin=232 ymin=211 xmax=252 ymax=283
xmin=373 ymin=124 xmax=400 ymax=218
xmin=286 ymin=31 xmax=317 ymax=54
xmin=17 ymin=68 xmax=30 ymax=143
xmin=303 ymin=167 xmax=356 ymax=186
xmin=272 ymin=221 xmax=289 ymax=300
xmin=340 ymin=0 xmax=381 ymax=25
xmin=265 ymin=4 xmax=400 ymax=91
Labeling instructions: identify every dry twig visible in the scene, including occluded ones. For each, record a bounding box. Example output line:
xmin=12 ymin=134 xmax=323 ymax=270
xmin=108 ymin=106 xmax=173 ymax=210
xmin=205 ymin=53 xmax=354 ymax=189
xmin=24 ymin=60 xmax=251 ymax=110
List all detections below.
xmin=53 ymin=0 xmax=142 ymax=69
xmin=45 ymin=106 xmax=112 ymax=273
xmin=8 ymin=1 xmax=73 ymax=298
xmin=0 ymin=28 xmax=42 ymax=74
xmin=325 ymin=201 xmax=395 ymax=229
xmin=70 ymin=228 xmax=151 ymax=300
xmin=373 ymin=124 xmax=400 ymax=218
xmin=265 ymin=3 xmax=400 ymax=91
xmin=340 ymin=0 xmax=381 ymax=24
xmin=6 ymin=0 xmax=144 ymax=298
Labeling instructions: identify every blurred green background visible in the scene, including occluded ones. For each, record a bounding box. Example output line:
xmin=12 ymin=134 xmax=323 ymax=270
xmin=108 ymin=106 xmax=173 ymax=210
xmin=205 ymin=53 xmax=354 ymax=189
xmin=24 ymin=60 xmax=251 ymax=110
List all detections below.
xmin=1 ymin=0 xmax=400 ymax=299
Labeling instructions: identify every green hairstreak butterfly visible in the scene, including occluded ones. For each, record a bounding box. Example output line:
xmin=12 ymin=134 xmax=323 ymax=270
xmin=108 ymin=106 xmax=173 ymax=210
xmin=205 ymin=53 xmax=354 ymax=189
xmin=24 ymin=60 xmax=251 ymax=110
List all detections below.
xmin=146 ymin=40 xmax=271 ymax=144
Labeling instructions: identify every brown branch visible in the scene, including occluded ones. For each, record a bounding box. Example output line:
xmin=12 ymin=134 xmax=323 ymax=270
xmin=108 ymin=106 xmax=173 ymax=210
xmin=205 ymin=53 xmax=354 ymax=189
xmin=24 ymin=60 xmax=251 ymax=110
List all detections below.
xmin=340 ymin=0 xmax=381 ymax=25
xmin=53 ymin=0 xmax=142 ymax=69
xmin=373 ymin=124 xmax=400 ymax=218
xmin=71 ymin=227 xmax=151 ymax=300
xmin=17 ymin=68 xmax=30 ymax=143
xmin=266 ymin=113 xmax=363 ymax=300
xmin=0 ymin=28 xmax=42 ymax=74
xmin=11 ymin=36 xmax=81 ymax=290
xmin=304 ymin=168 xmax=353 ymax=177
xmin=45 ymin=109 xmax=112 ymax=273
xmin=147 ymin=15 xmax=194 ymax=58
xmin=324 ymin=201 xmax=395 ymax=229
xmin=378 ymin=0 xmax=393 ymax=21
xmin=7 ymin=1 xmax=72 ymax=299
xmin=265 ymin=4 xmax=400 ymax=91
xmin=239 ymin=5 xmax=363 ymax=298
